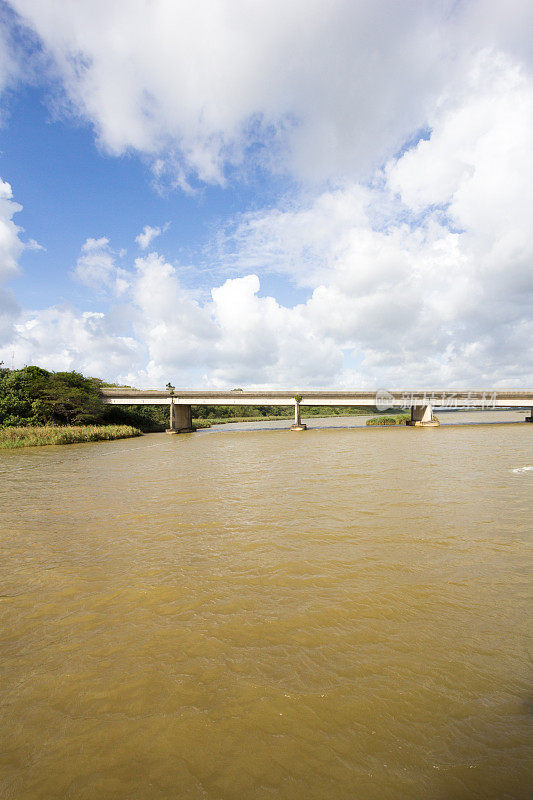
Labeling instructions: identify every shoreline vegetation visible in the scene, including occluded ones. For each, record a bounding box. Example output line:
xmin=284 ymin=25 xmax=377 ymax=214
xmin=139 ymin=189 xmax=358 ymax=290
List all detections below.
xmin=0 ymin=413 xmax=390 ymax=448
xmin=0 ymin=364 xmax=388 ymax=447
xmin=0 ymin=424 xmax=142 ymax=449
xmin=0 ymin=363 xmax=451 ymax=448
xmin=0 ymin=413 xmax=394 ymax=448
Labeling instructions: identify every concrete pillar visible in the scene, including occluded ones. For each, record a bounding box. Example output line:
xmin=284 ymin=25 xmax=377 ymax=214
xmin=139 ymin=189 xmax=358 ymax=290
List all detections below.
xmin=407 ymin=404 xmax=439 ymax=427
xmin=169 ymin=400 xmax=176 ymax=430
xmin=290 ymin=400 xmax=307 ymax=431
xmin=166 ymin=402 xmax=196 ymax=434
xmin=526 ymin=407 xmax=533 ymax=422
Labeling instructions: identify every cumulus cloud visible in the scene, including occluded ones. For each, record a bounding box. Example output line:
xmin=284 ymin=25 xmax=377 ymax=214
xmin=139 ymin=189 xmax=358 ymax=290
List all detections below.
xmin=0 ymin=178 xmax=24 ymax=343
xmin=3 ymin=306 xmax=143 ymax=378
xmin=220 ymin=54 xmax=533 ymax=387
xmin=2 ymin=50 xmax=533 ymax=388
xmin=73 ymin=237 xmax=129 ymax=295
xmin=6 ymin=0 xmax=533 ymax=187
xmin=135 ymin=224 xmax=168 ymax=250
xmin=1 ymin=5 xmax=532 ymax=387
xmin=0 ymin=249 xmax=341 ymax=386
xmin=129 ymin=263 xmax=340 ymax=387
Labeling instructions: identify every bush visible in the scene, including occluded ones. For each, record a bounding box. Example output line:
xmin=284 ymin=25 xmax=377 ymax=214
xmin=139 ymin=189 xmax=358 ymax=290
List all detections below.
xmin=0 ymin=367 xmax=167 ymax=431
xmin=0 ymin=366 xmax=105 ymax=426
xmin=366 ymin=415 xmax=410 ymax=426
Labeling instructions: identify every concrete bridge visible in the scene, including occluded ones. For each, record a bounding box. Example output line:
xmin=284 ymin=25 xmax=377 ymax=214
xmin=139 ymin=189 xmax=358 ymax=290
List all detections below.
xmin=100 ymin=388 xmax=533 ymax=433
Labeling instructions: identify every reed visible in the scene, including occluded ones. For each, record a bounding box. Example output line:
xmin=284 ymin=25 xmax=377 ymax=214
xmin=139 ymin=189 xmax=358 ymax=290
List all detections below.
xmin=0 ymin=424 xmax=142 ymax=448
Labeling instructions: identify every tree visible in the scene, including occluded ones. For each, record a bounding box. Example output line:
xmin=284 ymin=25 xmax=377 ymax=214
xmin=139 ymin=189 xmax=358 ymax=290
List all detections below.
xmin=0 ymin=366 xmax=106 ymax=426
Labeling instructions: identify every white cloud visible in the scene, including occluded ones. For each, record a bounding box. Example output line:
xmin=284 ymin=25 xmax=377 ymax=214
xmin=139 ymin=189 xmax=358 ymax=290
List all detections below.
xmin=7 ymin=0 xmax=533 ymax=187
xmin=135 ymin=224 xmax=168 ymax=250
xmin=73 ymin=236 xmax=129 ymax=295
xmin=1 ymin=9 xmax=532 ymax=387
xmin=0 ymin=178 xmax=23 ymax=274
xmin=73 ymin=237 xmax=114 ymax=288
xmin=25 ymin=238 xmax=45 ymax=251
xmin=207 ymin=54 xmax=533 ymax=387
xmin=0 ymin=178 xmax=24 ymax=344
xmin=2 ymin=51 xmax=533 ymax=387
xmin=3 ymin=306 xmax=143 ymax=379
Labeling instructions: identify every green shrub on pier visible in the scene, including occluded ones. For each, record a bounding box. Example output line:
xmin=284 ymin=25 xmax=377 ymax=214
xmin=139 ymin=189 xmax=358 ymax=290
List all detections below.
xmin=366 ymin=414 xmax=410 ymax=426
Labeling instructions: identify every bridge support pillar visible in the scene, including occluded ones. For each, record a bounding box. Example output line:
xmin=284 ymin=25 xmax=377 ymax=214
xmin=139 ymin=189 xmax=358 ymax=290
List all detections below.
xmin=290 ymin=400 xmax=307 ymax=431
xmin=526 ymin=407 xmax=533 ymax=422
xmin=166 ymin=402 xmax=196 ymax=434
xmin=407 ymin=404 xmax=439 ymax=427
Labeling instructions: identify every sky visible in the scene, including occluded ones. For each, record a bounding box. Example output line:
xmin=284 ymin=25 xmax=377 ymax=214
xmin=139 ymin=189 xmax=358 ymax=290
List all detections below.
xmin=0 ymin=0 xmax=532 ymax=389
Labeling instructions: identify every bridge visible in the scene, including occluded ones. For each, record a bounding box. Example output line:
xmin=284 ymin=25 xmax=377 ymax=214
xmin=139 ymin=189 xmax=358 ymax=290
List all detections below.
xmin=100 ymin=388 xmax=533 ymax=432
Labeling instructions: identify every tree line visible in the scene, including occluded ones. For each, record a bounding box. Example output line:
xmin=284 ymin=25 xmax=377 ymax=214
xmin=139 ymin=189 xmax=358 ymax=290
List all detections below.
xmin=0 ymin=366 xmax=167 ymax=430
xmin=0 ymin=365 xmax=374 ymax=429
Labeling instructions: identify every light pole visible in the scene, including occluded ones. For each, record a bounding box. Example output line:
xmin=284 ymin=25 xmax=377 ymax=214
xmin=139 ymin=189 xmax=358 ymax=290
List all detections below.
xmin=166 ymin=382 xmax=175 ymax=430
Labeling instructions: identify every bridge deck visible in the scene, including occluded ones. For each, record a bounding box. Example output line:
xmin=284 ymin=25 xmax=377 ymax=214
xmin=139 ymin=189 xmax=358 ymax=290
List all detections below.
xmin=100 ymin=388 xmax=533 ymax=408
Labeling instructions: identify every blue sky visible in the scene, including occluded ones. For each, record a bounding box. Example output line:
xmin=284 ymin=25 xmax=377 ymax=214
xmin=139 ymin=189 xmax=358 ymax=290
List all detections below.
xmin=1 ymin=83 xmax=296 ymax=310
xmin=0 ymin=0 xmax=532 ymax=388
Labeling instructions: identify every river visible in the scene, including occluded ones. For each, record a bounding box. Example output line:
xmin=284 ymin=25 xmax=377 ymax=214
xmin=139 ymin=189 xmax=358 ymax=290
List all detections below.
xmin=1 ymin=411 xmax=531 ymax=799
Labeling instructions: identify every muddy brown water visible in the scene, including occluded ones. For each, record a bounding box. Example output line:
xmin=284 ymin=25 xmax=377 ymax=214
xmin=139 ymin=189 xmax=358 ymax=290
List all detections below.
xmin=1 ymin=411 xmax=532 ymax=799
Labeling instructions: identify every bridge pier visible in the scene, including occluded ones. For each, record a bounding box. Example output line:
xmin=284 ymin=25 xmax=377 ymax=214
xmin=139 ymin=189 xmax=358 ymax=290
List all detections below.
xmin=526 ymin=407 xmax=533 ymax=422
xmin=290 ymin=400 xmax=307 ymax=431
xmin=166 ymin=402 xmax=196 ymax=434
xmin=407 ymin=404 xmax=439 ymax=427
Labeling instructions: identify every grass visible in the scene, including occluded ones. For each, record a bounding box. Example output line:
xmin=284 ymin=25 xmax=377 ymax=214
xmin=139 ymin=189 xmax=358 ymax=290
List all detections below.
xmin=0 ymin=424 xmax=142 ymax=449
xmin=366 ymin=414 xmax=410 ymax=426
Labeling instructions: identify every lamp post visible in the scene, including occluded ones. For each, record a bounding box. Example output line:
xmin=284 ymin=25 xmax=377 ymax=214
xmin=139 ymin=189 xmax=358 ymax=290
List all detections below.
xmin=166 ymin=382 xmax=175 ymax=430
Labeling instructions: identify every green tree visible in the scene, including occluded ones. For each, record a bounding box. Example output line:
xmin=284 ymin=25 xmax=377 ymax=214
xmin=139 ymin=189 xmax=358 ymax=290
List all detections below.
xmin=0 ymin=366 xmax=106 ymax=426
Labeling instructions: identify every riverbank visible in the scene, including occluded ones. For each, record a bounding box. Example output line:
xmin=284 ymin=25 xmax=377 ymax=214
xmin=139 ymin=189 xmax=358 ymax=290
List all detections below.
xmin=194 ymin=415 xmax=292 ymax=427
xmin=0 ymin=424 xmax=142 ymax=449
xmin=194 ymin=415 xmax=350 ymax=428
xmin=194 ymin=409 xmax=373 ymax=427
